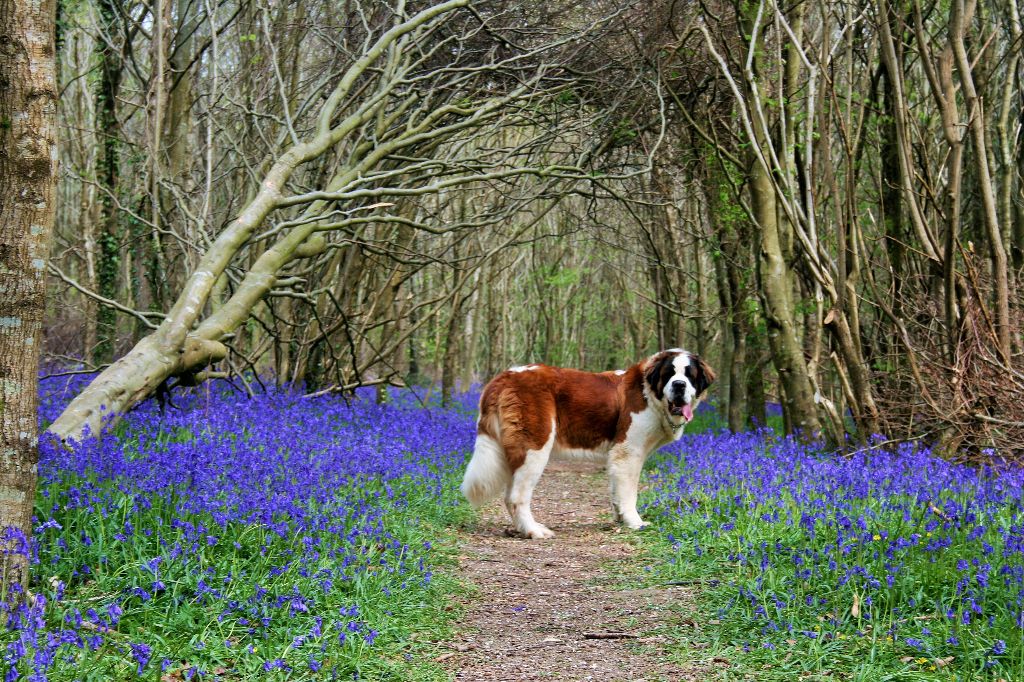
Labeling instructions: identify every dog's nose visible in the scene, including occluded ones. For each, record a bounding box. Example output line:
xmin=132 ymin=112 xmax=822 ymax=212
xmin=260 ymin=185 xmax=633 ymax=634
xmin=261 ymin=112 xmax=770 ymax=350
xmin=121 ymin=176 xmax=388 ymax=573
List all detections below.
xmin=671 ymin=380 xmax=686 ymax=392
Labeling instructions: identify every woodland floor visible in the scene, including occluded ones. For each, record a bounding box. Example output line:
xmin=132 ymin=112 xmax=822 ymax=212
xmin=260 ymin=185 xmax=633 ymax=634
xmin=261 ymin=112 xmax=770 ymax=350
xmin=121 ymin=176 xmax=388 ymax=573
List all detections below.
xmin=441 ymin=461 xmax=718 ymax=682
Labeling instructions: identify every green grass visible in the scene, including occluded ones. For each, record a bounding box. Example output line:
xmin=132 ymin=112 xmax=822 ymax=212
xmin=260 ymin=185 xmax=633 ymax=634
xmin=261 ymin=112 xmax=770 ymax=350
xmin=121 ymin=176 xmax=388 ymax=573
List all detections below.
xmin=19 ymin=399 xmax=480 ymax=682
xmin=631 ymin=433 xmax=1024 ymax=682
xmin=637 ymin=530 xmax=984 ymax=682
xmin=33 ymin=471 xmax=472 ymax=681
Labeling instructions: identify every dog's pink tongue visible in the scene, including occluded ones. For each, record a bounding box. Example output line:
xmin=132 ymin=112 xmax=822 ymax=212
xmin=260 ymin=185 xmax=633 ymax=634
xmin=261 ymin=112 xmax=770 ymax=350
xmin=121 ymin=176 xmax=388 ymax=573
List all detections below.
xmin=682 ymin=403 xmax=693 ymax=422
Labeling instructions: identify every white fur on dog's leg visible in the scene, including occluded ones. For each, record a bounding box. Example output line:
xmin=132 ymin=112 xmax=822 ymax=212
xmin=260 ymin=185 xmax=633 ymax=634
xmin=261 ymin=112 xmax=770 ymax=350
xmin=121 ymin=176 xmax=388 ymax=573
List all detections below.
xmin=617 ymin=490 xmax=647 ymax=529
xmin=461 ymin=434 xmax=509 ymax=506
xmin=608 ymin=445 xmax=647 ymax=530
xmin=609 ymin=485 xmax=626 ymax=524
xmin=507 ymin=502 xmax=556 ymax=540
xmin=525 ymin=523 xmax=555 ymax=539
xmin=505 ymin=422 xmax=555 ymax=540
xmin=622 ymin=515 xmax=649 ymax=530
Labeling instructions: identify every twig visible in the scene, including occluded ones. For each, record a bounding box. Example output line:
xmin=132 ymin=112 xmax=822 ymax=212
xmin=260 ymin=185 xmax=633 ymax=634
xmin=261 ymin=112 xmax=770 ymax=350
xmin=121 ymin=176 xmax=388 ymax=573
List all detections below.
xmin=48 ymin=263 xmax=164 ymax=329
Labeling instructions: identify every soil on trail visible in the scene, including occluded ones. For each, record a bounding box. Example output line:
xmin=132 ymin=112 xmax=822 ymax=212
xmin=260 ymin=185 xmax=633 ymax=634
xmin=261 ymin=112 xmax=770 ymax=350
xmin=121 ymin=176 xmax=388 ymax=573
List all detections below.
xmin=443 ymin=461 xmax=712 ymax=682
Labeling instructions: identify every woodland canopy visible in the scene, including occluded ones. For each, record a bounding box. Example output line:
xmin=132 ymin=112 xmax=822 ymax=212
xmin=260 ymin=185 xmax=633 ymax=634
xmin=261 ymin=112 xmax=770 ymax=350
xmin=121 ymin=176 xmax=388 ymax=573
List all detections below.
xmin=37 ymin=0 xmax=1024 ymax=459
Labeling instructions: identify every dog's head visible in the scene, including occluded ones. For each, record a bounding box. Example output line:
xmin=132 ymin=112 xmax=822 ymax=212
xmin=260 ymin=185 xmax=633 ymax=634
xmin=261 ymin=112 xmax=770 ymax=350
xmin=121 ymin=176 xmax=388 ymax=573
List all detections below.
xmin=643 ymin=349 xmax=716 ymax=423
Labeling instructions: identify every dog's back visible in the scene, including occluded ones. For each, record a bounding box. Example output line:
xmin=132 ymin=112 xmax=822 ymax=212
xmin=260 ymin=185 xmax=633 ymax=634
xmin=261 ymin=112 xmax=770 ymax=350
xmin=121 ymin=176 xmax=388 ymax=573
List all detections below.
xmin=460 ymin=365 xmax=624 ymax=506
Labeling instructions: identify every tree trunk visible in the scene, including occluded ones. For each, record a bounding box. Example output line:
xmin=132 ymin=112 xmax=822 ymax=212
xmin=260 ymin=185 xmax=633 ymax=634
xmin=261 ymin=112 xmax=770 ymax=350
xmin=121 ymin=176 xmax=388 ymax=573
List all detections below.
xmin=462 ymin=278 xmax=482 ymax=389
xmin=94 ymin=0 xmax=122 ymax=363
xmin=484 ymin=262 xmax=500 ymax=379
xmin=0 ymin=0 xmax=58 ymax=594
xmin=950 ymin=0 xmax=1011 ymax=361
xmin=878 ymin=65 xmax=908 ymax=357
xmin=441 ymin=295 xmax=464 ymax=407
xmin=692 ymin=197 xmax=709 ymax=356
xmin=713 ymin=235 xmax=733 ymax=416
xmin=750 ymin=160 xmax=823 ymax=435
xmin=746 ymin=351 xmax=767 ymax=428
xmin=722 ymin=235 xmax=750 ymax=432
xmin=82 ymin=183 xmax=99 ymax=361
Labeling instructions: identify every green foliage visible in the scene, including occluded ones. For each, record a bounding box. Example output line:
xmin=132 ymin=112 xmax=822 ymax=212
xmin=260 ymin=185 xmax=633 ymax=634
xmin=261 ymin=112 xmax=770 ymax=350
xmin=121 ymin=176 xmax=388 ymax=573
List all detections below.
xmin=609 ymin=119 xmax=639 ymax=147
xmin=543 ymin=266 xmax=582 ymax=288
xmin=555 ymin=89 xmax=578 ymax=105
xmin=640 ymin=440 xmax=1024 ymax=681
xmin=26 ymin=429 xmax=471 ymax=681
xmin=793 ymin=294 xmax=819 ymax=317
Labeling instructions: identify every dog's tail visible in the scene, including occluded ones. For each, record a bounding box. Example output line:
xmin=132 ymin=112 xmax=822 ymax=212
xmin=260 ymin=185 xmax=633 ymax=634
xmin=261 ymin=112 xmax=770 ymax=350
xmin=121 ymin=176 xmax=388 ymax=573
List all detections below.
xmin=460 ymin=434 xmax=509 ymax=506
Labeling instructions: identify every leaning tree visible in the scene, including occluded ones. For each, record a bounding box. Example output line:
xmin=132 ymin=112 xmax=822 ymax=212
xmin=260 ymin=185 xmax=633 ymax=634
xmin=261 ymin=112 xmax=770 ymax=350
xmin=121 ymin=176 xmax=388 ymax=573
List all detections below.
xmin=47 ymin=0 xmax=660 ymax=441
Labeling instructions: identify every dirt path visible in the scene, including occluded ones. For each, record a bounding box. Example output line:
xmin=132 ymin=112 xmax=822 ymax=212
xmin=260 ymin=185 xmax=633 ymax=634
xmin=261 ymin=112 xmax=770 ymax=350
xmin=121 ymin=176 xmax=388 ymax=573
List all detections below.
xmin=442 ymin=462 xmax=712 ymax=681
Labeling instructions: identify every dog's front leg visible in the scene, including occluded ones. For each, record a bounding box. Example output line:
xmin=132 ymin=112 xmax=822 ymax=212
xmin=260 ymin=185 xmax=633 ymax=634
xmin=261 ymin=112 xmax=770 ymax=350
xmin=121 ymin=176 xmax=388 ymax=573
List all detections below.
xmin=608 ymin=445 xmax=648 ymax=529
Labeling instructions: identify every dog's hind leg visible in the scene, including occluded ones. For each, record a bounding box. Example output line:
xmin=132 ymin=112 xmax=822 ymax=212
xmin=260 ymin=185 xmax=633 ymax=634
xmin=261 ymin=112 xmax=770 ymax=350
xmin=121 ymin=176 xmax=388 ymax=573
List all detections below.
xmin=461 ymin=434 xmax=510 ymax=506
xmin=504 ymin=421 xmax=556 ymax=539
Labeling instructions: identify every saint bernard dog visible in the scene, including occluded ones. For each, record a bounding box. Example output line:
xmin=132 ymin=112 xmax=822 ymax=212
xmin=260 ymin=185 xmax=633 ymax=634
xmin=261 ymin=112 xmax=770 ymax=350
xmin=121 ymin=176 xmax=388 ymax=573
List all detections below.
xmin=461 ymin=349 xmax=715 ymax=539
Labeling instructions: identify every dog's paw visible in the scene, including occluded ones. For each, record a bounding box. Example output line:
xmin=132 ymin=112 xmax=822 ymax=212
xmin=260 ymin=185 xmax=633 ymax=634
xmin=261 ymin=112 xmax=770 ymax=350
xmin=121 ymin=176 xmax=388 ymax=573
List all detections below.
xmin=526 ymin=525 xmax=555 ymax=540
xmin=622 ymin=518 xmax=650 ymax=531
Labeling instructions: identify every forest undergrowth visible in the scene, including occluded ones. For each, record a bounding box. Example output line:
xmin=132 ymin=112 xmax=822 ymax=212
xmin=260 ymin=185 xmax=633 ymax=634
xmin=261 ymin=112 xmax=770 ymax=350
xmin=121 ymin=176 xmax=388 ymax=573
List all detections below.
xmin=7 ymin=377 xmax=477 ymax=680
xmin=4 ymin=380 xmax=1023 ymax=680
xmin=644 ymin=413 xmax=1024 ymax=681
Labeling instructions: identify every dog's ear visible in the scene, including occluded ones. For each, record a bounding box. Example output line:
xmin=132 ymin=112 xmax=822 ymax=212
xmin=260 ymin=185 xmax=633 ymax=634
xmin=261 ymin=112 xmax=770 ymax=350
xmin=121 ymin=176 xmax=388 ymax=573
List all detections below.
xmin=689 ymin=354 xmax=716 ymax=396
xmin=644 ymin=352 xmax=677 ymax=400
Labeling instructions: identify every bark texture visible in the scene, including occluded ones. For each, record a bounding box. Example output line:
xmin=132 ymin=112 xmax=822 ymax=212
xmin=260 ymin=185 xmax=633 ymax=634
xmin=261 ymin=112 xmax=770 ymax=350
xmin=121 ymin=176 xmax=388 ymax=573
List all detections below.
xmin=0 ymin=0 xmax=58 ymax=593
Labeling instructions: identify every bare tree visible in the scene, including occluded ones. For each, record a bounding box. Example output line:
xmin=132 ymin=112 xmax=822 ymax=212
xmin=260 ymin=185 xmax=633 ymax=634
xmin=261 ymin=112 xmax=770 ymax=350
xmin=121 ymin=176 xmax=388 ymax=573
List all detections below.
xmin=48 ymin=0 xmax=658 ymax=440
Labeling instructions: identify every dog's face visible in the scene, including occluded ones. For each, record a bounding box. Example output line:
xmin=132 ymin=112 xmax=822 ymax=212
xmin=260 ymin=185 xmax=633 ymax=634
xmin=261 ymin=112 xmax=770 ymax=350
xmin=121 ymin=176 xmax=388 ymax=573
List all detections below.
xmin=644 ymin=349 xmax=716 ymax=423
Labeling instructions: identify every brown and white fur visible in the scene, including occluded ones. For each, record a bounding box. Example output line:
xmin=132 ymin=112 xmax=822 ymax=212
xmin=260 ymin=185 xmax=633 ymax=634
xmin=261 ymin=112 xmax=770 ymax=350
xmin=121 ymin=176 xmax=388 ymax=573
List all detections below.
xmin=460 ymin=349 xmax=715 ymax=539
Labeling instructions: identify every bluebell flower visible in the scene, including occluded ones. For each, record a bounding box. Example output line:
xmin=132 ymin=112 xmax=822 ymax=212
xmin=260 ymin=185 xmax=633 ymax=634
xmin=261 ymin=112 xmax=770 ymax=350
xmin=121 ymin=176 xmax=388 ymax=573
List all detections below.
xmin=129 ymin=642 xmax=151 ymax=674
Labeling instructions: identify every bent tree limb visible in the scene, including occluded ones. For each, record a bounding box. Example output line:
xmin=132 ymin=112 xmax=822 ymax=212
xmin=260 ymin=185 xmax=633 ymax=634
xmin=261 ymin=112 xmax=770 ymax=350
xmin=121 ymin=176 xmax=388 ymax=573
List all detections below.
xmin=47 ymin=0 xmax=614 ymax=442
xmin=47 ymin=0 xmax=470 ymax=442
